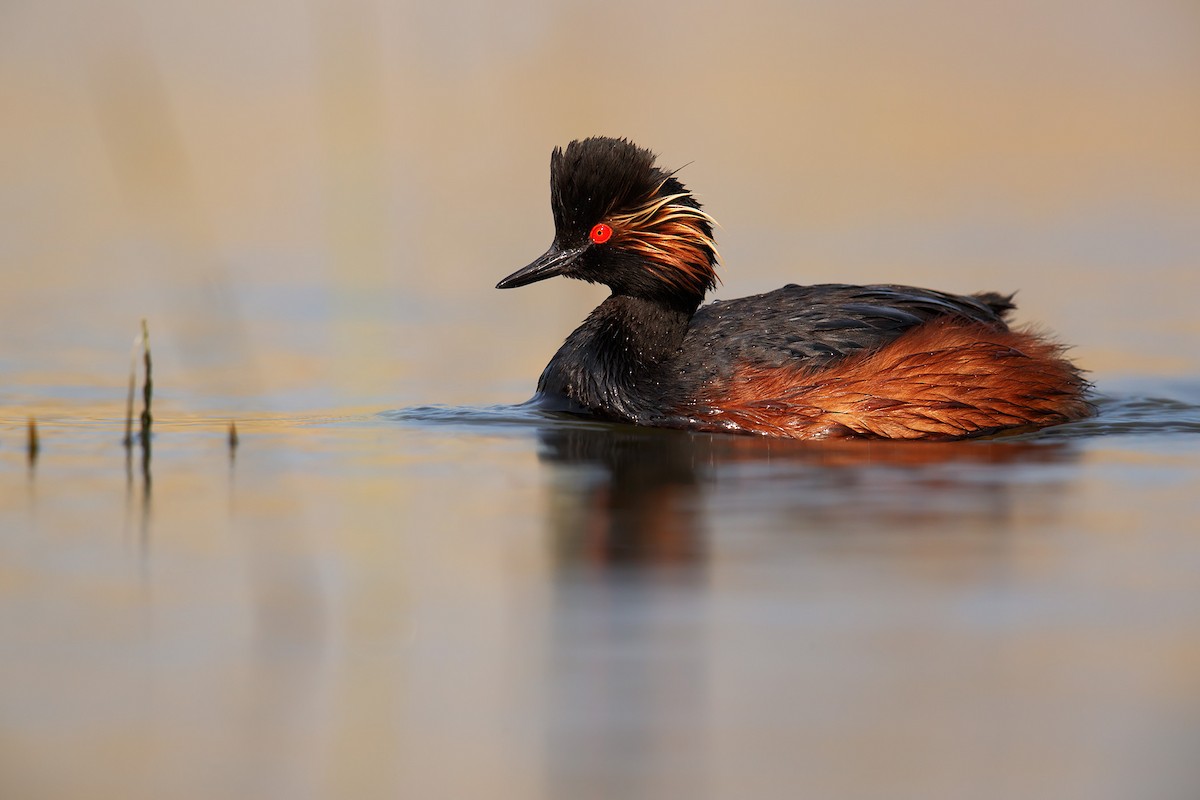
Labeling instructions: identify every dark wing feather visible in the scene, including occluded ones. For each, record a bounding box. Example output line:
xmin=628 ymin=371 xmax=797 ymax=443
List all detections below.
xmin=680 ymin=283 xmax=1014 ymax=379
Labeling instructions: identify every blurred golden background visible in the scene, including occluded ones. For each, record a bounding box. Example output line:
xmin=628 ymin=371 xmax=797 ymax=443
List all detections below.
xmin=3 ymin=0 xmax=1198 ymax=416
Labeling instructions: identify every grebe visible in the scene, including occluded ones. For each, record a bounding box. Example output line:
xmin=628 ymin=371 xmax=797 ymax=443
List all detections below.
xmin=497 ymin=137 xmax=1090 ymax=440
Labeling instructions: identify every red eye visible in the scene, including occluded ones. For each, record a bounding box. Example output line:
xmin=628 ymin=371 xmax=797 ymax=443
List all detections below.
xmin=589 ymin=223 xmax=613 ymax=244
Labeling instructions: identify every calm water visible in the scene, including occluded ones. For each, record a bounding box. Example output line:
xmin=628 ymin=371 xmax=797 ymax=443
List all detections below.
xmin=3 ymin=391 xmax=1200 ymax=799
xmin=4 ymin=2 xmax=1200 ymax=799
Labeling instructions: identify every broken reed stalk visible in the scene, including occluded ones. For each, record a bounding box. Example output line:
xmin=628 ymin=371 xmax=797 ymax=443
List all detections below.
xmin=139 ymin=319 xmax=152 ymax=446
xmin=27 ymin=417 xmax=39 ymax=466
xmin=123 ymin=319 xmax=153 ymax=451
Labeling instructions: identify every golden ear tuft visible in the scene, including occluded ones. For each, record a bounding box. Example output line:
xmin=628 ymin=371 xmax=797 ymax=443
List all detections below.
xmin=607 ymin=183 xmax=721 ymax=295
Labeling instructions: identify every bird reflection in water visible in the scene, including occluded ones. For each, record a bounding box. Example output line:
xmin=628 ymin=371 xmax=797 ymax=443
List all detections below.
xmin=534 ymin=421 xmax=1081 ymax=571
xmin=534 ymin=422 xmax=1080 ymax=797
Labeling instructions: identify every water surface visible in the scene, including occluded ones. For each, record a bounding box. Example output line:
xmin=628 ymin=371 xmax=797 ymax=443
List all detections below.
xmin=4 ymin=390 xmax=1200 ymax=799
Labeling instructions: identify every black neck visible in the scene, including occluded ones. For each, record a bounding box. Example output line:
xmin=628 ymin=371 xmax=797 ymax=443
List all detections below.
xmin=536 ymin=293 xmax=694 ymax=421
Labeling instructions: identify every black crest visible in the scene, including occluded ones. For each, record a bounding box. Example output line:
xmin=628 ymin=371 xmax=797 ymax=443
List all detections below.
xmin=549 ymin=137 xmax=665 ymax=241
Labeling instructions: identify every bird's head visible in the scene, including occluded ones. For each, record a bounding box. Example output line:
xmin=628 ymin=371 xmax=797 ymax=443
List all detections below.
xmin=497 ymin=137 xmax=719 ymax=308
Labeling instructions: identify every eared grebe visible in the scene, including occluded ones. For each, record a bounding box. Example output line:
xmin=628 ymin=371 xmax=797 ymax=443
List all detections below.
xmin=497 ymin=137 xmax=1091 ymax=440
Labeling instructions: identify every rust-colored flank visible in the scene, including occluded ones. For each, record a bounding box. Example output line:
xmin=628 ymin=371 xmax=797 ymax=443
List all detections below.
xmin=683 ymin=321 xmax=1090 ymax=440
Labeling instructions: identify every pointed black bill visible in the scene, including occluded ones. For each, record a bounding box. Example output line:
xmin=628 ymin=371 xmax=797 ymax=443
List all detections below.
xmin=496 ymin=244 xmax=586 ymax=289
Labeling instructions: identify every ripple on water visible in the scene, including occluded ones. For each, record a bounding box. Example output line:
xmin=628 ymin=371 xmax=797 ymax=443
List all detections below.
xmin=383 ymin=391 xmax=1200 ymax=442
xmin=380 ymin=401 xmax=607 ymax=432
xmin=1033 ymin=392 xmax=1200 ymax=439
